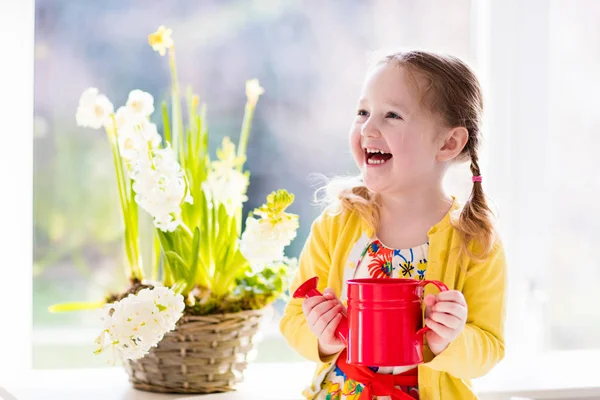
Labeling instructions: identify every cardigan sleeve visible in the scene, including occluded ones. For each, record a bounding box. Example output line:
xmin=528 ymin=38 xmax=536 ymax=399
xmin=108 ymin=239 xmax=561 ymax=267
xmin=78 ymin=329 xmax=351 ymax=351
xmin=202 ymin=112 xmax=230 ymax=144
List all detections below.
xmin=279 ymin=212 xmax=340 ymax=363
xmin=424 ymin=239 xmax=507 ymax=379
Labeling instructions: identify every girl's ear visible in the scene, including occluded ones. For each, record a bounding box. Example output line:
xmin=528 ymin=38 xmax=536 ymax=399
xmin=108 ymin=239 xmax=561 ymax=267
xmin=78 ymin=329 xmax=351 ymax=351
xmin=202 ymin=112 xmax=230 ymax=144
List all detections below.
xmin=436 ymin=127 xmax=468 ymax=162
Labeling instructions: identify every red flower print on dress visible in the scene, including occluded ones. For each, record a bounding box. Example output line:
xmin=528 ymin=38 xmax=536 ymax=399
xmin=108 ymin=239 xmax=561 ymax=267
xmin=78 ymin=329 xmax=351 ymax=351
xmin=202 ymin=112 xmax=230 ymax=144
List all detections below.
xmin=367 ymin=246 xmax=394 ymax=278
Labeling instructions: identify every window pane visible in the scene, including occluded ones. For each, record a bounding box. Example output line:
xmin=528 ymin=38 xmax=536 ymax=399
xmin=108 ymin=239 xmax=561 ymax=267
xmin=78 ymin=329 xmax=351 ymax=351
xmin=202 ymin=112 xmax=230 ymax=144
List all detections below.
xmin=34 ymin=0 xmax=472 ymax=368
xmin=545 ymin=0 xmax=600 ymax=351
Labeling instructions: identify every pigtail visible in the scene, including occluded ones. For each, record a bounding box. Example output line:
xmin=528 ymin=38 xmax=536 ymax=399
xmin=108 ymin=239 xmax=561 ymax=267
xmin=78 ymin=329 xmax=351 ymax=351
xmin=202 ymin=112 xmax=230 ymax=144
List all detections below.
xmin=316 ymin=175 xmax=381 ymax=236
xmin=455 ymin=150 xmax=496 ymax=260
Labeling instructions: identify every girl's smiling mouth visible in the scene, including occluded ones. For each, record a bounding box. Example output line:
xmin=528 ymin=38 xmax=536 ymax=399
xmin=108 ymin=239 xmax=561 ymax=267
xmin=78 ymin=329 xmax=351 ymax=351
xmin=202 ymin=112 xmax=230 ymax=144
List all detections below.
xmin=364 ymin=147 xmax=392 ymax=165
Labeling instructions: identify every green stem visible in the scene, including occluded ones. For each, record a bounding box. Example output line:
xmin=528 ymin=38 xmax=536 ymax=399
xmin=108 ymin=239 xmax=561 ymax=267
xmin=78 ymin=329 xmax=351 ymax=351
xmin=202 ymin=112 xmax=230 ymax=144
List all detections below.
xmin=127 ymin=179 xmax=144 ymax=280
xmin=186 ymin=87 xmax=197 ymax=135
xmin=234 ymin=104 xmax=256 ymax=235
xmin=168 ymin=47 xmax=184 ymax=162
xmin=105 ymin=123 xmax=133 ymax=276
xmin=236 ymin=103 xmax=255 ymax=172
xmin=152 ymin=230 xmax=161 ymax=281
xmin=105 ymin=118 xmax=144 ymax=282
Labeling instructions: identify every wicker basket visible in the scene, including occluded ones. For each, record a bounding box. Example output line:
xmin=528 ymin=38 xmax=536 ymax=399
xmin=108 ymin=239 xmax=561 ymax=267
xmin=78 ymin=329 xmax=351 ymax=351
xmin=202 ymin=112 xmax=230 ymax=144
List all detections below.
xmin=125 ymin=308 xmax=267 ymax=394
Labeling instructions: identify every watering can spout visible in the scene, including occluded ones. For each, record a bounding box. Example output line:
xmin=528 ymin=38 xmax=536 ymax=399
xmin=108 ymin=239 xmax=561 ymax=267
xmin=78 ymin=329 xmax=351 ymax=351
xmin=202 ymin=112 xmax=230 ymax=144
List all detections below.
xmin=293 ymin=276 xmax=349 ymax=344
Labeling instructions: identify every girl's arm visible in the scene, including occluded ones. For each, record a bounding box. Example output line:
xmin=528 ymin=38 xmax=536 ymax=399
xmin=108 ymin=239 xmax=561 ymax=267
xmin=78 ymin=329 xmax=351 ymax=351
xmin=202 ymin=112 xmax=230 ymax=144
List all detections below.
xmin=424 ymin=241 xmax=507 ymax=379
xmin=279 ymin=213 xmax=340 ymax=363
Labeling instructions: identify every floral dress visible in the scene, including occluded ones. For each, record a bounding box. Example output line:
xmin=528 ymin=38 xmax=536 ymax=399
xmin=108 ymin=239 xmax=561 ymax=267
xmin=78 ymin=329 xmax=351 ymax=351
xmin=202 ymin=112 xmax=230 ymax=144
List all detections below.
xmin=315 ymin=239 xmax=429 ymax=400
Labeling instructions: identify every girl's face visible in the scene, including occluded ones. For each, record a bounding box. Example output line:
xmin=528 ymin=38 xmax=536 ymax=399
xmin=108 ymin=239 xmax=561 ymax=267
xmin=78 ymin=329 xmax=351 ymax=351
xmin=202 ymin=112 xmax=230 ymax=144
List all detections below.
xmin=350 ymin=63 xmax=451 ymax=195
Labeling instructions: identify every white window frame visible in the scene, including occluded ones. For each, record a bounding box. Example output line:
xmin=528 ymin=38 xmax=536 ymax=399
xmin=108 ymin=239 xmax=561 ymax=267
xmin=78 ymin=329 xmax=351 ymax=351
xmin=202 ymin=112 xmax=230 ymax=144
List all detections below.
xmin=471 ymin=0 xmax=543 ymax=359
xmin=475 ymin=0 xmax=591 ymax=360
xmin=0 ymin=0 xmax=34 ymax=380
xmin=3 ymin=2 xmax=598 ymax=396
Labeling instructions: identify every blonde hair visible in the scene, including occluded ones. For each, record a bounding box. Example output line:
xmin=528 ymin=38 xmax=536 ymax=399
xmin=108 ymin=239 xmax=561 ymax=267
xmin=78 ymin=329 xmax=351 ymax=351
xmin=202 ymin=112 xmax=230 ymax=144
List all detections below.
xmin=320 ymin=51 xmax=496 ymax=260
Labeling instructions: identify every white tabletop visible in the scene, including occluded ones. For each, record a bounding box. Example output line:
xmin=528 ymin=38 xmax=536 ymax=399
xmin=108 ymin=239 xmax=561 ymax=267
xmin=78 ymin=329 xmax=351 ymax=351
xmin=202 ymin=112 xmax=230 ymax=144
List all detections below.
xmin=2 ymin=352 xmax=600 ymax=400
xmin=0 ymin=363 xmax=310 ymax=400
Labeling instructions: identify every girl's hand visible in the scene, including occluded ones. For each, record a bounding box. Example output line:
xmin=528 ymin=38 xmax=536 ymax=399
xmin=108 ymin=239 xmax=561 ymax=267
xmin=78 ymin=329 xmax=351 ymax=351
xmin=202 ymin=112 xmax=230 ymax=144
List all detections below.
xmin=302 ymin=288 xmax=346 ymax=358
xmin=424 ymin=290 xmax=468 ymax=355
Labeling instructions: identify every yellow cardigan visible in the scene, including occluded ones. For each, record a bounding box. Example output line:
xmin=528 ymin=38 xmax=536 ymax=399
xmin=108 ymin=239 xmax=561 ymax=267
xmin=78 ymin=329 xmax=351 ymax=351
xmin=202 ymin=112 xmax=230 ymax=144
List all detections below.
xmin=279 ymin=203 xmax=507 ymax=399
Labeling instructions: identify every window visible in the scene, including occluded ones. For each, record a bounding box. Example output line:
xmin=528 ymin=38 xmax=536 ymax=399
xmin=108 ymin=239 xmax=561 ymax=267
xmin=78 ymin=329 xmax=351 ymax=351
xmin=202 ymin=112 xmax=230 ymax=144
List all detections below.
xmin=31 ymin=0 xmax=600 ymax=372
xmin=544 ymin=0 xmax=600 ymax=351
xmin=32 ymin=0 xmax=472 ymax=368
xmin=479 ymin=0 xmax=600 ymax=357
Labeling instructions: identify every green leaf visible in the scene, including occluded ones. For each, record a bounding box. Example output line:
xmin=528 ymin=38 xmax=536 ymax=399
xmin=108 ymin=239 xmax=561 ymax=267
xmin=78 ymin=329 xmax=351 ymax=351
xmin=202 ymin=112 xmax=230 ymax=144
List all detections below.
xmin=195 ymin=114 xmax=203 ymax=163
xmin=214 ymin=204 xmax=232 ymax=265
xmin=48 ymin=301 xmax=105 ymax=313
xmin=170 ymin=281 xmax=187 ymax=295
xmin=189 ymin=227 xmax=208 ymax=287
xmin=107 ymin=125 xmax=138 ymax=279
xmin=151 ymin=230 xmax=161 ymax=281
xmin=186 ymin=126 xmax=195 ymax=184
xmin=213 ymin=248 xmax=249 ymax=297
xmin=156 ymin=230 xmax=175 ymax=286
xmin=156 ymin=229 xmax=174 ymax=252
xmin=186 ymin=87 xmax=197 ymax=132
xmin=162 ymin=101 xmax=171 ymax=146
xmin=222 ymin=214 xmax=241 ymax=269
xmin=165 ymin=250 xmax=189 ymax=283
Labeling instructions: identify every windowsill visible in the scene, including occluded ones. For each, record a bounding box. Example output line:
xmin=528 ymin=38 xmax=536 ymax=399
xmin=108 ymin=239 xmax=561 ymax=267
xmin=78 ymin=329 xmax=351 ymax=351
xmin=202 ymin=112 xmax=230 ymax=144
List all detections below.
xmin=473 ymin=349 xmax=600 ymax=399
xmin=2 ymin=350 xmax=599 ymax=400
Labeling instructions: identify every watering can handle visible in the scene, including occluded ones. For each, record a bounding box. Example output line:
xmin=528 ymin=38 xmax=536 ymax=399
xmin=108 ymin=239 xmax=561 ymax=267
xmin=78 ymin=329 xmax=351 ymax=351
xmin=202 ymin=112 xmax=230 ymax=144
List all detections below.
xmin=292 ymin=276 xmax=349 ymax=344
xmin=416 ymin=279 xmax=449 ymax=342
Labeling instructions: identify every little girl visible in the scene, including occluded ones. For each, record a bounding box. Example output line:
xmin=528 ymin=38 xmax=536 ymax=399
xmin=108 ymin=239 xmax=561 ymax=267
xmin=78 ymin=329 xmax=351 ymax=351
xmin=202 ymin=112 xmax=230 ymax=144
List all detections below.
xmin=280 ymin=51 xmax=506 ymax=400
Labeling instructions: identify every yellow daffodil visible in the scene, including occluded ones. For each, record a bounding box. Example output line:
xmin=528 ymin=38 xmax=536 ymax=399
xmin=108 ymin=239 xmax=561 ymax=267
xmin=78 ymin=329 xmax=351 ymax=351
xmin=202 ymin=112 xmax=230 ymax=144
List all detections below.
xmin=213 ymin=137 xmax=246 ymax=172
xmin=148 ymin=25 xmax=174 ymax=56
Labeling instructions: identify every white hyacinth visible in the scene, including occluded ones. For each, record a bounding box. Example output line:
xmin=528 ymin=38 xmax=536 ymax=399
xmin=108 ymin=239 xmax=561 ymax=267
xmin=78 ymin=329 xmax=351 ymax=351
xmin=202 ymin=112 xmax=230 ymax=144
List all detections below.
xmin=202 ymin=137 xmax=249 ymax=215
xmin=130 ymin=144 xmax=192 ymax=232
xmin=94 ymin=286 xmax=185 ymax=363
xmin=202 ymin=169 xmax=249 ymax=215
xmin=239 ymin=190 xmax=299 ymax=271
xmin=76 ymin=88 xmax=114 ymax=129
xmin=126 ymin=90 xmax=155 ymax=119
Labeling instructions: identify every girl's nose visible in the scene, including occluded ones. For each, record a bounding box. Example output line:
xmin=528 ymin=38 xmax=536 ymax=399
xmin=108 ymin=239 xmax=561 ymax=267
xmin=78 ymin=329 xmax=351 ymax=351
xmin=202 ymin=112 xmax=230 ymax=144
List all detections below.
xmin=360 ymin=118 xmax=381 ymax=138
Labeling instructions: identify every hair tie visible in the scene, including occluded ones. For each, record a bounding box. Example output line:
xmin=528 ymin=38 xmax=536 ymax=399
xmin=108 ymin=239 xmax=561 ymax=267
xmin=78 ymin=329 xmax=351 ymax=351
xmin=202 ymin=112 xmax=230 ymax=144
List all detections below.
xmin=472 ymin=175 xmax=482 ymax=183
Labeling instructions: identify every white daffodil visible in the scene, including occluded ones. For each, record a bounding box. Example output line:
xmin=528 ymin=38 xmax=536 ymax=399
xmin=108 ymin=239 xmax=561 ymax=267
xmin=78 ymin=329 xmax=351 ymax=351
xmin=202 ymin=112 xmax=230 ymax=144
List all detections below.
xmin=114 ymin=106 xmax=133 ymax=131
xmin=117 ymin=120 xmax=162 ymax=161
xmin=126 ymin=90 xmax=155 ymax=119
xmin=76 ymin=88 xmax=114 ymax=129
xmin=245 ymin=79 xmax=265 ymax=109
xmin=94 ymin=286 xmax=184 ymax=362
xmin=117 ymin=129 xmax=144 ymax=161
xmin=136 ymin=120 xmax=162 ymax=147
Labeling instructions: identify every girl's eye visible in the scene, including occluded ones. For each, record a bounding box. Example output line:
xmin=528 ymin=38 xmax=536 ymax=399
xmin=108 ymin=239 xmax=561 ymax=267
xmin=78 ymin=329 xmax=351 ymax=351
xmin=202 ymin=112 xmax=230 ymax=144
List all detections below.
xmin=386 ymin=112 xmax=403 ymax=120
xmin=357 ymin=109 xmax=369 ymax=117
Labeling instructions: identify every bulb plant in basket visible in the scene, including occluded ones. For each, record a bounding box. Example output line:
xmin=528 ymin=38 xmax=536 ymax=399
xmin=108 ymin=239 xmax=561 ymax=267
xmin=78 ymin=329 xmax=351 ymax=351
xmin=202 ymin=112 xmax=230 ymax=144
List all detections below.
xmin=50 ymin=25 xmax=299 ymax=394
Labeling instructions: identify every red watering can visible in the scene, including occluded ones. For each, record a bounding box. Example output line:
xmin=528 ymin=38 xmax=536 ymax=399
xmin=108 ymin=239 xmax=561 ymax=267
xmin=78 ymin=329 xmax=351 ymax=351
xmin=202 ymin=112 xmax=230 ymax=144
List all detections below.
xmin=293 ymin=276 xmax=448 ymax=367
